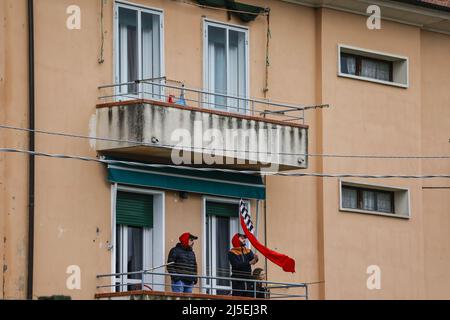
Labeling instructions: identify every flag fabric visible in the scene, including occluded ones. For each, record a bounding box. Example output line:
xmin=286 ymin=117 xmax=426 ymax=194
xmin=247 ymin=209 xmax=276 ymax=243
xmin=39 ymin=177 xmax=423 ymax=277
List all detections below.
xmin=239 ymin=199 xmax=296 ymax=273
xmin=239 ymin=200 xmax=254 ymax=234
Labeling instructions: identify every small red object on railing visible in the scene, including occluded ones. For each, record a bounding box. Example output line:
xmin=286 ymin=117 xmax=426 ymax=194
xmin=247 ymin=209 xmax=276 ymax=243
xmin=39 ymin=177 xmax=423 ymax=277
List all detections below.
xmin=167 ymin=95 xmax=175 ymax=104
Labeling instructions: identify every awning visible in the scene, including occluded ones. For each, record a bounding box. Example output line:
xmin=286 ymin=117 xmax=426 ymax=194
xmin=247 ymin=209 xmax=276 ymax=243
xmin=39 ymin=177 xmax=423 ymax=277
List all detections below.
xmin=107 ymin=162 xmax=266 ymax=200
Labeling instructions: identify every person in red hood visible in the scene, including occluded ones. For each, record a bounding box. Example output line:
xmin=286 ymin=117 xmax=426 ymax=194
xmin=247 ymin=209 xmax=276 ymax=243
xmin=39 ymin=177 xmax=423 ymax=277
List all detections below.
xmin=228 ymin=233 xmax=259 ymax=297
xmin=167 ymin=232 xmax=198 ymax=293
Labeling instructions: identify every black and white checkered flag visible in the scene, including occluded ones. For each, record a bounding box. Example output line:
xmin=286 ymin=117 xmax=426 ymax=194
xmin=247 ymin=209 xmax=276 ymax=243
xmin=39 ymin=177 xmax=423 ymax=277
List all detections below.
xmin=239 ymin=199 xmax=254 ymax=234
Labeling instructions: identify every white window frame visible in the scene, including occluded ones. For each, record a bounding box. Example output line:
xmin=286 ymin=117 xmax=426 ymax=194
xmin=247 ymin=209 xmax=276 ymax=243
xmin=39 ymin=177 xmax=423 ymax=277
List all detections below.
xmin=114 ymin=1 xmax=165 ymax=100
xmin=339 ymin=180 xmax=411 ymax=219
xmin=201 ymin=196 xmax=251 ymax=295
xmin=203 ymin=19 xmax=250 ymax=114
xmin=337 ymin=44 xmax=409 ymax=88
xmin=111 ymin=184 xmax=165 ymax=292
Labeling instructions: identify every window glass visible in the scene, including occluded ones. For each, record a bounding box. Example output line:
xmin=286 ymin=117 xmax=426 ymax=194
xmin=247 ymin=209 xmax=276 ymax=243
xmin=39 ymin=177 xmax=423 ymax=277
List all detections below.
xmin=206 ymin=23 xmax=247 ymax=113
xmin=377 ymin=192 xmax=393 ymax=213
xmin=119 ymin=8 xmax=138 ymax=94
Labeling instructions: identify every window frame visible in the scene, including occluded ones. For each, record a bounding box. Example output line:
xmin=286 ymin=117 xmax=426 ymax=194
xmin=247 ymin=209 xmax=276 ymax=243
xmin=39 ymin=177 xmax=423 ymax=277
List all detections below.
xmin=338 ymin=44 xmax=409 ymax=88
xmin=202 ymin=196 xmax=251 ymax=295
xmin=114 ymin=1 xmax=165 ymax=100
xmin=202 ymin=18 xmax=250 ymax=114
xmin=111 ymin=183 xmax=166 ymax=292
xmin=339 ymin=180 xmax=411 ymax=219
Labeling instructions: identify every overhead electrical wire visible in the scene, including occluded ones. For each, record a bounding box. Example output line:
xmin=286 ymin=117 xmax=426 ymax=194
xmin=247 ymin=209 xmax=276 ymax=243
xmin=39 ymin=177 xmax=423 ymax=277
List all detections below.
xmin=1 ymin=124 xmax=449 ymax=160
xmin=0 ymin=148 xmax=449 ymax=179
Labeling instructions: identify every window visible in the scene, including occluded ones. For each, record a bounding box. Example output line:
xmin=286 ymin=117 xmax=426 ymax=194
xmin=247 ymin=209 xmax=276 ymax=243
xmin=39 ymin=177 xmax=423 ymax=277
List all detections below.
xmin=204 ymin=200 xmax=245 ymax=295
xmin=115 ymin=191 xmax=153 ymax=292
xmin=342 ymin=186 xmax=394 ymax=213
xmin=340 ymin=181 xmax=410 ymax=218
xmin=115 ymin=3 xmax=163 ymax=99
xmin=338 ymin=45 xmax=408 ymax=88
xmin=204 ymin=21 xmax=249 ymax=113
xmin=341 ymin=53 xmax=392 ymax=82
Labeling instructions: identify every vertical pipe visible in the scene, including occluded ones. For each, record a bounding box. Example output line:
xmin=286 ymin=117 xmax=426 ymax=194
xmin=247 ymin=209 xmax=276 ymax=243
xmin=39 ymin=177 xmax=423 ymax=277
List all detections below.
xmin=263 ymin=177 xmax=268 ymax=280
xmin=27 ymin=0 xmax=35 ymax=300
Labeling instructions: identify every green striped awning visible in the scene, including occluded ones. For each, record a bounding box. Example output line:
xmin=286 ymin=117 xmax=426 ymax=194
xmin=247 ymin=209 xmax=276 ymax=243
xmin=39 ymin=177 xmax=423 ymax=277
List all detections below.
xmin=107 ymin=161 xmax=265 ymax=200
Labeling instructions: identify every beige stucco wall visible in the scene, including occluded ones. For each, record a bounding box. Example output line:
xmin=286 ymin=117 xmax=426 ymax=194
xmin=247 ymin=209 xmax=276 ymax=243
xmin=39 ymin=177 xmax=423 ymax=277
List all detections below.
xmin=0 ymin=0 xmax=449 ymax=300
xmin=420 ymin=30 xmax=450 ymax=299
xmin=0 ymin=0 xmax=31 ymax=299
xmin=318 ymin=8 xmax=426 ymax=299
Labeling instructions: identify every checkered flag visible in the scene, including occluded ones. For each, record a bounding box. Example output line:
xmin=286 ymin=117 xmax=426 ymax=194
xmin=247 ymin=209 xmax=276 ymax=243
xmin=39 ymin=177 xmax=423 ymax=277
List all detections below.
xmin=239 ymin=199 xmax=254 ymax=234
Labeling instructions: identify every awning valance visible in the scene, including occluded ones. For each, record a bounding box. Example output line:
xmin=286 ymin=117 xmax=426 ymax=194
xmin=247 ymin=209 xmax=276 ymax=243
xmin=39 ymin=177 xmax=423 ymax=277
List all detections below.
xmin=107 ymin=162 xmax=265 ymax=200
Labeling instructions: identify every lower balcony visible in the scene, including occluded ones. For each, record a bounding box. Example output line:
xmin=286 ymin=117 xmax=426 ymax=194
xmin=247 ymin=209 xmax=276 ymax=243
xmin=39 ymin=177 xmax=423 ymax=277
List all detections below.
xmin=95 ymin=270 xmax=309 ymax=300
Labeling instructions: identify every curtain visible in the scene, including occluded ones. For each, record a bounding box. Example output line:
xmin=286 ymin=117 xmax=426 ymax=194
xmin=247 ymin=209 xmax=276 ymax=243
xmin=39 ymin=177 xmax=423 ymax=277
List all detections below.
xmin=377 ymin=192 xmax=392 ymax=213
xmin=228 ymin=30 xmax=247 ymax=113
xmin=216 ymin=216 xmax=230 ymax=287
xmin=342 ymin=188 xmax=357 ymax=209
xmin=119 ymin=8 xmax=138 ymax=95
xmin=361 ymin=59 xmax=390 ymax=81
xmin=127 ymin=227 xmax=143 ymax=278
xmin=208 ymin=26 xmax=227 ymax=110
xmin=142 ymin=12 xmax=161 ymax=100
xmin=341 ymin=55 xmax=356 ymax=75
xmin=362 ymin=190 xmax=376 ymax=211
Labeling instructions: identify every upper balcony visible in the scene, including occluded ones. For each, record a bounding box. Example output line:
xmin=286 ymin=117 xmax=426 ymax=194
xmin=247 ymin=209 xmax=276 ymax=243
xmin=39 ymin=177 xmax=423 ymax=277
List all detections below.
xmin=95 ymin=78 xmax=323 ymax=170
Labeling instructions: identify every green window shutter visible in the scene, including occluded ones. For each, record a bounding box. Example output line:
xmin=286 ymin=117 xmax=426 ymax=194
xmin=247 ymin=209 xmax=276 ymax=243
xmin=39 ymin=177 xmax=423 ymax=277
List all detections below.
xmin=206 ymin=202 xmax=239 ymax=218
xmin=116 ymin=191 xmax=153 ymax=228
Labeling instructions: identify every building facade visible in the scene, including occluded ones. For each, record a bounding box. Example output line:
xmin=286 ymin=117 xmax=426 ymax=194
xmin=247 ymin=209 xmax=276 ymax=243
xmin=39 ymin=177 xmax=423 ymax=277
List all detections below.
xmin=0 ymin=0 xmax=449 ymax=299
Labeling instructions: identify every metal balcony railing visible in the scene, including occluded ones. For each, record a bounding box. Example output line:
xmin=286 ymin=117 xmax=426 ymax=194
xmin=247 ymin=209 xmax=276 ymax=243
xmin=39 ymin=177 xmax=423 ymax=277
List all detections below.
xmin=98 ymin=77 xmax=328 ymax=125
xmin=96 ymin=269 xmax=309 ymax=300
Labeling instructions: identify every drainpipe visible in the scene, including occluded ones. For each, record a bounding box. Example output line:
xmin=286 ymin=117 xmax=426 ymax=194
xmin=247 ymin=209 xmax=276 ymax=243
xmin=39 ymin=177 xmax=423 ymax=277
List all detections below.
xmin=27 ymin=0 xmax=35 ymax=300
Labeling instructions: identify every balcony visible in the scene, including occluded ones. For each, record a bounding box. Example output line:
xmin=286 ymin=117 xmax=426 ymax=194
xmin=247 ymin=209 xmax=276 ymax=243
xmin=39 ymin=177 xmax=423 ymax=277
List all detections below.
xmin=96 ymin=79 xmax=319 ymax=170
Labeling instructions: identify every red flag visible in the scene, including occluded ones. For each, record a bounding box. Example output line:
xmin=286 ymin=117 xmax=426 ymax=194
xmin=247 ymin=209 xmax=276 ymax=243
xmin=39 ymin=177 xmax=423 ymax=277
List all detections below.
xmin=240 ymin=215 xmax=296 ymax=273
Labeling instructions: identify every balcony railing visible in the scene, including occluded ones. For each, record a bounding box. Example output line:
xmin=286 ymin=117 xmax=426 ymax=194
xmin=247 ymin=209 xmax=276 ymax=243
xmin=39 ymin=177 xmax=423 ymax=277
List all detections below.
xmin=97 ymin=77 xmax=328 ymax=125
xmin=96 ymin=269 xmax=309 ymax=300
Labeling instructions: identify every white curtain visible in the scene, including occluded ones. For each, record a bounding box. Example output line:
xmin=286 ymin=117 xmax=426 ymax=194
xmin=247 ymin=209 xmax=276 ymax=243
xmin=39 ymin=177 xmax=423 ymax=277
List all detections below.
xmin=229 ymin=30 xmax=247 ymax=113
xmin=119 ymin=8 xmax=138 ymax=95
xmin=362 ymin=190 xmax=376 ymax=211
xmin=377 ymin=192 xmax=392 ymax=213
xmin=341 ymin=55 xmax=356 ymax=75
xmin=208 ymin=26 xmax=227 ymax=110
xmin=361 ymin=59 xmax=390 ymax=81
xmin=342 ymin=188 xmax=357 ymax=209
xmin=142 ymin=12 xmax=161 ymax=100
xmin=207 ymin=25 xmax=247 ymax=112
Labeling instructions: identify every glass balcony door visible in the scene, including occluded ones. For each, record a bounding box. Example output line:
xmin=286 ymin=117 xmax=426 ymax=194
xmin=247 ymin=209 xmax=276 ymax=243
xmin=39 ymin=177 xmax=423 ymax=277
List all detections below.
xmin=115 ymin=3 xmax=163 ymax=101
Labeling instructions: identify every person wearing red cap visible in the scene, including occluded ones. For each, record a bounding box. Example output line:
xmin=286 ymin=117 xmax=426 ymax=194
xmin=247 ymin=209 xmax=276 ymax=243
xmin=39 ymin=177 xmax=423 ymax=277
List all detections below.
xmin=167 ymin=232 xmax=198 ymax=293
xmin=228 ymin=233 xmax=259 ymax=297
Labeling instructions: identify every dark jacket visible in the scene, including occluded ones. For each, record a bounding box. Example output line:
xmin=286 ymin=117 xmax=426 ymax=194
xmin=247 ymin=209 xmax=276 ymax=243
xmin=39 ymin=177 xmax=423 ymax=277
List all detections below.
xmin=228 ymin=235 xmax=255 ymax=278
xmin=167 ymin=243 xmax=198 ymax=284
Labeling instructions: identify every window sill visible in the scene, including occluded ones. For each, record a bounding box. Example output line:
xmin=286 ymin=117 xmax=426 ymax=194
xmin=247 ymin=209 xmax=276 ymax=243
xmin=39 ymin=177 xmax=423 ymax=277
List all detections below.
xmin=338 ymin=72 xmax=408 ymax=89
xmin=339 ymin=208 xmax=410 ymax=220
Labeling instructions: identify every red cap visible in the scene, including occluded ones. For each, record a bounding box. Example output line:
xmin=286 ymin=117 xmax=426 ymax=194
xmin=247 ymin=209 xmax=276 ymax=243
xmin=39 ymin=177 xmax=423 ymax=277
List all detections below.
xmin=232 ymin=233 xmax=247 ymax=248
xmin=179 ymin=232 xmax=198 ymax=247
